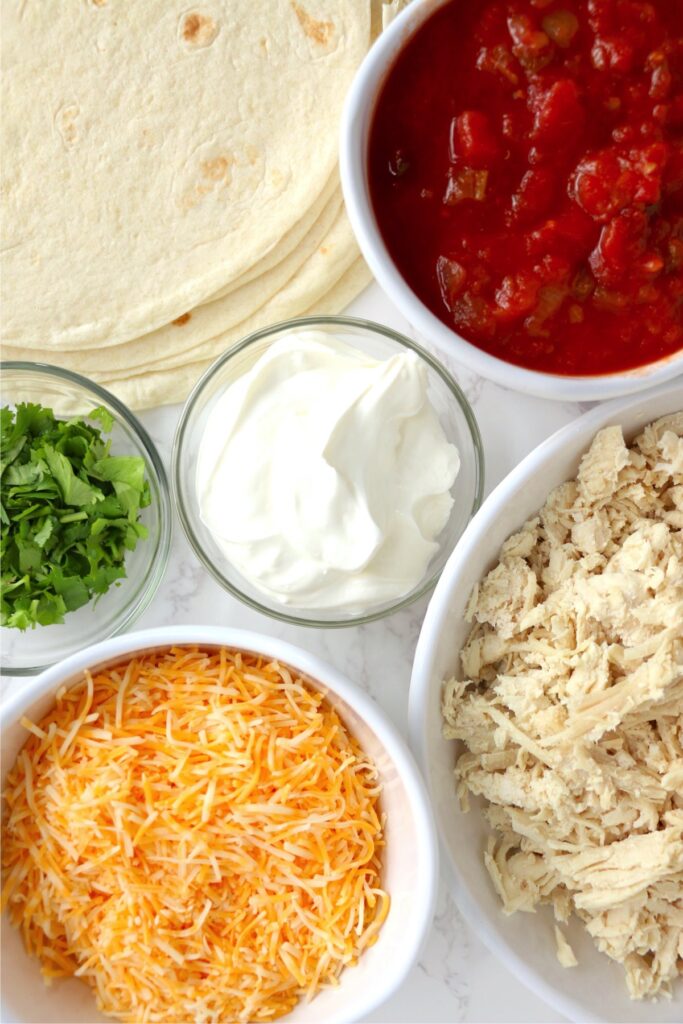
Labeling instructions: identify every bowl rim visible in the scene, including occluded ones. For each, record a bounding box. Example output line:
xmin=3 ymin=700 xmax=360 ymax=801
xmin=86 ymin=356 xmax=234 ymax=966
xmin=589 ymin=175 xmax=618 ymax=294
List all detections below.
xmin=407 ymin=379 xmax=683 ymax=1024
xmin=0 ymin=624 xmax=440 ymax=1024
xmin=338 ymin=0 xmax=683 ymax=402
xmin=171 ymin=313 xmax=485 ymax=627
xmin=0 ymin=361 xmax=172 ymax=676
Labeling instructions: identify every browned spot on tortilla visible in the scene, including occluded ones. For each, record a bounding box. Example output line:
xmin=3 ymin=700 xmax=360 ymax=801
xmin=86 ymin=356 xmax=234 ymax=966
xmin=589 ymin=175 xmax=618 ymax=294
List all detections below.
xmin=245 ymin=145 xmax=260 ymax=166
xmin=200 ymin=155 xmax=232 ymax=181
xmin=183 ymin=12 xmax=202 ymax=40
xmin=181 ymin=11 xmax=218 ymax=48
xmin=172 ymin=312 xmax=192 ymax=326
xmin=55 ymin=104 xmax=80 ymax=148
xmin=91 ymin=0 xmax=107 ymax=7
xmin=139 ymin=126 xmax=158 ymax=148
xmin=290 ymin=2 xmax=334 ymax=47
xmin=319 ymin=246 xmax=329 ymax=255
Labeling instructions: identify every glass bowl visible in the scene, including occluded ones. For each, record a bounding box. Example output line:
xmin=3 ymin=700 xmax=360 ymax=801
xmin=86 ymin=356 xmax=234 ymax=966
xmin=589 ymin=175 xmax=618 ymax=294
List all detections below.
xmin=1 ymin=363 xmax=172 ymax=675
xmin=173 ymin=315 xmax=484 ymax=627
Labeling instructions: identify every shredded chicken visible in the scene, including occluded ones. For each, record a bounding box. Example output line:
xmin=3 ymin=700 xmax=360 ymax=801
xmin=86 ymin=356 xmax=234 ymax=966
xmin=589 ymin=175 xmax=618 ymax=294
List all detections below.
xmin=554 ymin=925 xmax=578 ymax=968
xmin=443 ymin=414 xmax=683 ymax=1000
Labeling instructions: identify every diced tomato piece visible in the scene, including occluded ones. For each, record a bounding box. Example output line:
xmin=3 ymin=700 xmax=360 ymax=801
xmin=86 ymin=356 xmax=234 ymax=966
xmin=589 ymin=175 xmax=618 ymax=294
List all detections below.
xmin=494 ymin=271 xmax=540 ymax=319
xmin=589 ymin=1 xmax=659 ymax=62
xmin=526 ymin=205 xmax=597 ymax=260
xmin=647 ymin=52 xmax=672 ymax=100
xmin=589 ymin=209 xmax=649 ymax=286
xmin=627 ymin=141 xmax=668 ymax=203
xmin=571 ymin=150 xmax=632 ymax=220
xmin=501 ymin=107 xmax=530 ymax=144
xmin=510 ymin=167 xmax=557 ymax=224
xmin=451 ymin=292 xmax=498 ymax=342
xmin=591 ymin=35 xmax=636 ymax=73
xmin=611 ymin=123 xmax=640 ymax=146
xmin=571 ymin=142 xmax=667 ymax=218
xmin=450 ymin=111 xmax=501 ymax=167
xmin=529 ymin=79 xmax=584 ymax=159
xmin=476 ymin=45 xmax=520 ymax=86
xmin=533 ymin=253 xmax=572 ymax=283
xmin=465 ymin=258 xmax=494 ymax=292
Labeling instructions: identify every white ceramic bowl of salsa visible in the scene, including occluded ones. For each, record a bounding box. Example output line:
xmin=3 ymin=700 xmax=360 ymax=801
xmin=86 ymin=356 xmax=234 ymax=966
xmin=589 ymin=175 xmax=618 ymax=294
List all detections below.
xmin=340 ymin=0 xmax=683 ymax=401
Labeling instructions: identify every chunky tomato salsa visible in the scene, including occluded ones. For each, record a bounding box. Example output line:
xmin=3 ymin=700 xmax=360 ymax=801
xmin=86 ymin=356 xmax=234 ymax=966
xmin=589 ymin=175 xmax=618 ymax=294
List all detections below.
xmin=368 ymin=0 xmax=683 ymax=376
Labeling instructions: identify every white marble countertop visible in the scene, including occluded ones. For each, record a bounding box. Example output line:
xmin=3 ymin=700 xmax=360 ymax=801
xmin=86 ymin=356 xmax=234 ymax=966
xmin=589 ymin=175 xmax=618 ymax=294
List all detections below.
xmin=1 ymin=282 xmax=581 ymax=1023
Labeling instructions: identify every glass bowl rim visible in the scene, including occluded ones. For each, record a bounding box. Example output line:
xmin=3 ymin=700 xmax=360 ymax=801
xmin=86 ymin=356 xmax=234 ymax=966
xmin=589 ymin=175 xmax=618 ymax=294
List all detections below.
xmin=0 ymin=360 xmax=173 ymax=675
xmin=172 ymin=314 xmax=485 ymax=628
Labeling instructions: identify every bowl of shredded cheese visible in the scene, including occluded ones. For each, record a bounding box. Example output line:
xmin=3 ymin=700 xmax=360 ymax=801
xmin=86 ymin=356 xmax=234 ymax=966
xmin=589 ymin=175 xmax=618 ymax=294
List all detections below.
xmin=1 ymin=626 xmax=438 ymax=1024
xmin=410 ymin=380 xmax=683 ymax=1024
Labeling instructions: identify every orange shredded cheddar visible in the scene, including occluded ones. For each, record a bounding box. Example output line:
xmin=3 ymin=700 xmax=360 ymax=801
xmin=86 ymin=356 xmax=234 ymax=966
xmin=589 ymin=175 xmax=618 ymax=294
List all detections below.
xmin=1 ymin=647 xmax=389 ymax=1023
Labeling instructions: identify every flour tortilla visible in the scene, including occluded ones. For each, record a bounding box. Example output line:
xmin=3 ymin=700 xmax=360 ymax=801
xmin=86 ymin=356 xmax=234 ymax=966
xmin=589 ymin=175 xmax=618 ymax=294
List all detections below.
xmin=92 ymin=205 xmax=363 ymax=382
xmin=194 ymin=174 xmax=339 ymax=306
xmin=95 ymin=258 xmax=372 ymax=408
xmin=1 ymin=1 xmax=369 ymax=349
xmin=1 ymin=186 xmax=344 ymax=371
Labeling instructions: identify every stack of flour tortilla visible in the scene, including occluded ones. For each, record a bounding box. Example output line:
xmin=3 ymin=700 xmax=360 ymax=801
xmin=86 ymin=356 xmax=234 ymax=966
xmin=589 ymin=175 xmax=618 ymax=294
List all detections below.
xmin=0 ymin=0 xmax=381 ymax=408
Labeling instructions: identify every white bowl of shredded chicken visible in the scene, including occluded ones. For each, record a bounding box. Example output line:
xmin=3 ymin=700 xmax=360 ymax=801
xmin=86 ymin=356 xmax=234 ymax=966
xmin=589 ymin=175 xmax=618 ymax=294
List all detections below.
xmin=409 ymin=380 xmax=683 ymax=1024
xmin=1 ymin=626 xmax=438 ymax=1024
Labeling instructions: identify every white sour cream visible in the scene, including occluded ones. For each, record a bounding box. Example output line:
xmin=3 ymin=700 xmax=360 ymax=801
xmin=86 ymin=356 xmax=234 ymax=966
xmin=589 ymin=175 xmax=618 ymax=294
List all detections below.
xmin=196 ymin=331 xmax=460 ymax=612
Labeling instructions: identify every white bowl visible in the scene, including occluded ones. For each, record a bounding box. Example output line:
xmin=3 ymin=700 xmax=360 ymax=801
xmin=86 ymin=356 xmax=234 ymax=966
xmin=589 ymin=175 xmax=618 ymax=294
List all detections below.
xmin=339 ymin=0 xmax=683 ymax=402
xmin=408 ymin=380 xmax=683 ymax=1023
xmin=1 ymin=626 xmax=438 ymax=1024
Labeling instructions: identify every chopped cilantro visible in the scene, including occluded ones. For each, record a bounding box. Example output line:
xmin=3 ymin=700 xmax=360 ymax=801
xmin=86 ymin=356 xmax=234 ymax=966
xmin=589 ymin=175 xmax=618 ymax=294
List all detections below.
xmin=0 ymin=402 xmax=150 ymax=629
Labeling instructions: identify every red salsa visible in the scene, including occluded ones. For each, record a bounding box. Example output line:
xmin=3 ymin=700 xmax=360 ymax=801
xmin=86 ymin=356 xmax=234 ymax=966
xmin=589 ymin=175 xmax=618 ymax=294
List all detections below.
xmin=368 ymin=0 xmax=683 ymax=376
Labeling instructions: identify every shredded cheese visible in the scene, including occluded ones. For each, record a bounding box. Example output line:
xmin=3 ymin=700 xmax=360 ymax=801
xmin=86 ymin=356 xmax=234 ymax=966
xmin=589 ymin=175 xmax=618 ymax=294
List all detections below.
xmin=1 ymin=647 xmax=389 ymax=1023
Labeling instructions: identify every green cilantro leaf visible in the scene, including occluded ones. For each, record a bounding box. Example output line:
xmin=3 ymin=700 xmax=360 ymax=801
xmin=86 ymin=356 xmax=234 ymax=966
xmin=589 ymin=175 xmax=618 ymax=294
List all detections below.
xmin=0 ymin=403 xmax=151 ymax=630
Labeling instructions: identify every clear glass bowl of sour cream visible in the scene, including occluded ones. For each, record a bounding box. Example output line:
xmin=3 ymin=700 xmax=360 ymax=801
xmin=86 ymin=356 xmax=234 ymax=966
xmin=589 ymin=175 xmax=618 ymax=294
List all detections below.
xmin=172 ymin=316 xmax=484 ymax=627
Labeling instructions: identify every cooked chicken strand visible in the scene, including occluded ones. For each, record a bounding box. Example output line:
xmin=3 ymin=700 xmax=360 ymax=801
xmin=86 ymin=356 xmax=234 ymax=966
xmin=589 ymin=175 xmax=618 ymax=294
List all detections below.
xmin=443 ymin=414 xmax=683 ymax=1000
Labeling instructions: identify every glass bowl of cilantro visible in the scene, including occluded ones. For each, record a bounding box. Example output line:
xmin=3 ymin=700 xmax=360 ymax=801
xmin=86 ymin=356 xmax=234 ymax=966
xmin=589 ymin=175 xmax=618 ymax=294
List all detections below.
xmin=1 ymin=363 xmax=171 ymax=675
